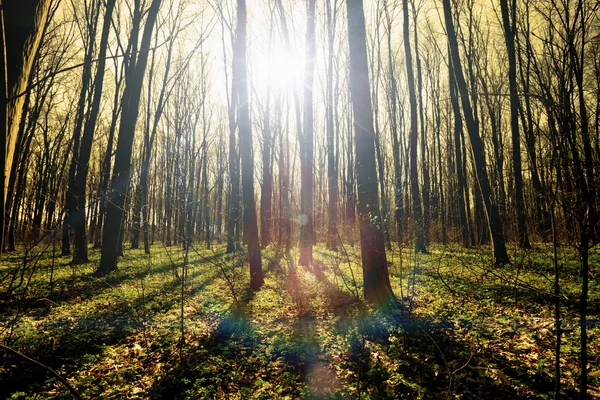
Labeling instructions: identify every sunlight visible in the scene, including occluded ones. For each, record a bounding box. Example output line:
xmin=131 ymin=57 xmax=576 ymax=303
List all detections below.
xmin=251 ymin=44 xmax=304 ymax=91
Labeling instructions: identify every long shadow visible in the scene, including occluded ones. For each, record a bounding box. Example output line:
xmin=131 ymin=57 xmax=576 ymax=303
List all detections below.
xmin=0 ymin=249 xmax=226 ymax=313
xmin=421 ymin=268 xmax=585 ymax=314
xmin=2 ymin=247 xmax=572 ymax=398
xmin=0 ymin=250 xmax=232 ymax=398
xmin=150 ymin=309 xmax=308 ymax=399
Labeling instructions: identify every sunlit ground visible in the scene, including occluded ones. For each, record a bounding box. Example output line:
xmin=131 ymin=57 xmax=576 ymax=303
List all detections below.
xmin=1 ymin=241 xmax=599 ymax=398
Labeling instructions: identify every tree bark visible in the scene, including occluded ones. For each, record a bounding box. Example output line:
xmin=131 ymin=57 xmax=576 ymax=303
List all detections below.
xmin=443 ymin=0 xmax=510 ymax=266
xmin=2 ymin=0 xmax=50 ymax=257
xmin=448 ymin=51 xmax=469 ymax=248
xmin=235 ymin=0 xmax=263 ymax=290
xmin=403 ymin=0 xmax=426 ymax=253
xmin=500 ymin=0 xmax=531 ymax=249
xmin=96 ymin=0 xmax=163 ymax=276
xmin=71 ymin=0 xmax=117 ymax=263
xmin=299 ymin=0 xmax=315 ymax=266
xmin=346 ymin=0 xmax=395 ymax=308
xmin=326 ymin=0 xmax=339 ymax=251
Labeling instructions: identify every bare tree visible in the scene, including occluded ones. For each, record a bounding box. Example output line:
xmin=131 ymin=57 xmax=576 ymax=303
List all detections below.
xmin=442 ymin=0 xmax=510 ymax=266
xmin=346 ymin=0 xmax=395 ymax=307
xmin=96 ymin=0 xmax=163 ymax=276
xmin=235 ymin=0 xmax=263 ymax=290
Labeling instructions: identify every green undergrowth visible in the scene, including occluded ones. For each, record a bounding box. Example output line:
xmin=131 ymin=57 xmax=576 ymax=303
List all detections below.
xmin=0 ymin=240 xmax=598 ymax=399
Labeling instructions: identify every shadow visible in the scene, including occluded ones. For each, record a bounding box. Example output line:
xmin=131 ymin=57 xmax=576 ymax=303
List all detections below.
xmin=2 ymin=244 xmax=582 ymax=399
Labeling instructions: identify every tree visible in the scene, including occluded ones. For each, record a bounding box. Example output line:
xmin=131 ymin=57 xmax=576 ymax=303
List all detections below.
xmin=346 ymin=0 xmax=395 ymax=307
xmin=299 ymin=0 xmax=315 ymax=266
xmin=68 ymin=0 xmax=117 ymax=263
xmin=96 ymin=0 xmax=163 ymax=276
xmin=411 ymin=0 xmax=430 ymax=249
xmin=325 ymin=0 xmax=339 ymax=251
xmin=403 ymin=0 xmax=427 ymax=253
xmin=235 ymin=0 xmax=263 ymax=290
xmin=499 ymin=0 xmax=531 ymax=249
xmin=383 ymin=0 xmax=402 ymax=242
xmin=442 ymin=0 xmax=510 ymax=266
xmin=448 ymin=48 xmax=470 ymax=248
xmin=1 ymin=0 xmax=51 ymax=257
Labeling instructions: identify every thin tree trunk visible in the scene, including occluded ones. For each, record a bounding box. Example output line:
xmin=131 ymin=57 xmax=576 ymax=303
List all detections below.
xmin=403 ymin=0 xmax=426 ymax=253
xmin=299 ymin=0 xmax=315 ymax=266
xmin=412 ymin=0 xmax=430 ymax=247
xmin=235 ymin=0 xmax=263 ymax=290
xmin=500 ymin=0 xmax=531 ymax=249
xmin=326 ymin=0 xmax=338 ymax=251
xmin=449 ymin=55 xmax=469 ymax=247
xmin=443 ymin=0 xmax=510 ymax=266
xmin=96 ymin=0 xmax=163 ymax=276
xmin=261 ymin=88 xmax=273 ymax=248
xmin=71 ymin=0 xmax=117 ymax=263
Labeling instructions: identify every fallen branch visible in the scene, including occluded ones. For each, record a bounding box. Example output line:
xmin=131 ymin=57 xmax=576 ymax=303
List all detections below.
xmin=0 ymin=344 xmax=83 ymax=399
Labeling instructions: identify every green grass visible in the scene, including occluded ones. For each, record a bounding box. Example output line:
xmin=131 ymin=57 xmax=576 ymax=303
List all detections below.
xmin=0 ymin=240 xmax=598 ymax=399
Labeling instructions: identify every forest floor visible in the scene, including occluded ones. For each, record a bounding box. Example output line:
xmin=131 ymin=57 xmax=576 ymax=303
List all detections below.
xmin=0 ymin=239 xmax=599 ymax=399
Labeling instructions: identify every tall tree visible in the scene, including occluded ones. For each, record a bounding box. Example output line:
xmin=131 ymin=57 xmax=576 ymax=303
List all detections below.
xmin=69 ymin=0 xmax=117 ymax=263
xmin=2 ymin=0 xmax=51 ymax=257
xmin=235 ymin=0 xmax=263 ymax=290
xmin=96 ymin=0 xmax=163 ymax=276
xmin=62 ymin=0 xmax=100 ymax=257
xmin=259 ymin=9 xmax=274 ymax=248
xmin=411 ymin=0 xmax=430 ymax=247
xmin=499 ymin=0 xmax=531 ymax=249
xmin=346 ymin=0 xmax=395 ymax=307
xmin=325 ymin=0 xmax=339 ymax=251
xmin=299 ymin=0 xmax=315 ymax=266
xmin=448 ymin=49 xmax=470 ymax=248
xmin=442 ymin=0 xmax=510 ymax=266
xmin=403 ymin=0 xmax=426 ymax=253
xmin=383 ymin=1 xmax=402 ymax=241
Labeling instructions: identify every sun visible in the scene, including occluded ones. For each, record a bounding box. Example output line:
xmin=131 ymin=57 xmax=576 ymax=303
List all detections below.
xmin=250 ymin=43 xmax=304 ymax=91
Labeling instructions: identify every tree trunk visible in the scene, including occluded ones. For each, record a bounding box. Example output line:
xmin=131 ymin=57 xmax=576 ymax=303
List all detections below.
xmin=403 ymin=0 xmax=426 ymax=253
xmin=96 ymin=0 xmax=163 ymax=276
xmin=260 ymin=89 xmax=273 ymax=248
xmin=326 ymin=0 xmax=338 ymax=251
xmin=412 ymin=0 xmax=430 ymax=247
xmin=346 ymin=0 xmax=395 ymax=308
xmin=299 ymin=0 xmax=315 ymax=266
xmin=2 ymin=0 xmax=49 ymax=257
xmin=448 ymin=53 xmax=469 ymax=248
xmin=71 ymin=0 xmax=117 ymax=263
xmin=443 ymin=0 xmax=510 ymax=266
xmin=235 ymin=0 xmax=263 ymax=290
xmin=500 ymin=0 xmax=531 ymax=250
xmin=384 ymin=3 xmax=402 ymax=242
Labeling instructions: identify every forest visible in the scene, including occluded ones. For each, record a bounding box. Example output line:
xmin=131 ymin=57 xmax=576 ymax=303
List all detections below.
xmin=0 ymin=0 xmax=599 ymax=398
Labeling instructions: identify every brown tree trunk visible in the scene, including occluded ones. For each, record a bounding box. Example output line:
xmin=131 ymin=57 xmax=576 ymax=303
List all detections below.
xmin=500 ymin=0 xmax=531 ymax=249
xmin=96 ymin=0 xmax=163 ymax=276
xmin=260 ymin=88 xmax=273 ymax=248
xmin=443 ymin=0 xmax=510 ymax=266
xmin=346 ymin=0 xmax=395 ymax=308
xmin=448 ymin=52 xmax=470 ymax=248
xmin=384 ymin=3 xmax=402 ymax=242
xmin=299 ymin=0 xmax=315 ymax=266
xmin=403 ymin=0 xmax=426 ymax=253
xmin=235 ymin=0 xmax=263 ymax=290
xmin=1 ymin=0 xmax=49 ymax=257
xmin=326 ymin=0 xmax=339 ymax=251
xmin=412 ymin=0 xmax=430 ymax=247
xmin=71 ymin=0 xmax=117 ymax=263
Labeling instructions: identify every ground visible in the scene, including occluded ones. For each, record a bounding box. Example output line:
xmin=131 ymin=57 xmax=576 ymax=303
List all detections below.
xmin=0 ymin=239 xmax=599 ymax=399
